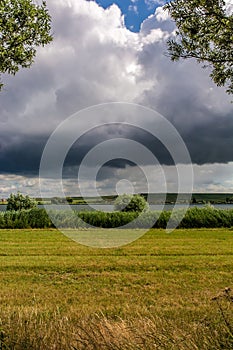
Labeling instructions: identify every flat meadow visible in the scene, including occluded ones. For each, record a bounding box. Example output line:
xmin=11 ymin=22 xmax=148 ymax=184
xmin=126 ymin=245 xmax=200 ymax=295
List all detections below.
xmin=0 ymin=228 xmax=232 ymax=349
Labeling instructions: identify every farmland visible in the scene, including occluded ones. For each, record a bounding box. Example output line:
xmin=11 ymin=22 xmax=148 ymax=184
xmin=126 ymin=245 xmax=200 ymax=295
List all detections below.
xmin=2 ymin=192 xmax=233 ymax=206
xmin=0 ymin=228 xmax=232 ymax=349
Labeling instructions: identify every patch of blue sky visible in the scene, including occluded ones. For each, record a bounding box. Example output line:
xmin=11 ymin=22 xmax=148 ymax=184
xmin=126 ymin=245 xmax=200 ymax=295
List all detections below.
xmin=94 ymin=0 xmax=166 ymax=32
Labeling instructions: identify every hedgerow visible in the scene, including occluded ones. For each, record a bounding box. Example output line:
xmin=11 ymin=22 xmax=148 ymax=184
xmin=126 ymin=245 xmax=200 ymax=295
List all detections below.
xmin=1 ymin=206 xmax=233 ymax=229
xmin=0 ymin=209 xmax=53 ymax=229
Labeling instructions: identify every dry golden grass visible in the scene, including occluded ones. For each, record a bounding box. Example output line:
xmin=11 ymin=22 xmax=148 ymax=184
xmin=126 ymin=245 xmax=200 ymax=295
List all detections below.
xmin=0 ymin=228 xmax=232 ymax=349
xmin=1 ymin=298 xmax=232 ymax=350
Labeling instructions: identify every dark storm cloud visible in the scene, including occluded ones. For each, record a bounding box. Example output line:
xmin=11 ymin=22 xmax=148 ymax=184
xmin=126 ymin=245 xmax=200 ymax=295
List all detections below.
xmin=0 ymin=134 xmax=48 ymax=174
xmin=0 ymin=0 xmax=233 ymax=182
xmin=1 ymin=110 xmax=233 ymax=177
xmin=184 ymin=113 xmax=233 ymax=164
xmin=59 ymin=114 xmax=233 ymax=168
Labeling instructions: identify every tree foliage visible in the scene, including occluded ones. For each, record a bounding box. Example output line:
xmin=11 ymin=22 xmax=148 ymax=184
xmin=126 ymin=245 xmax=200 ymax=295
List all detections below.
xmin=0 ymin=0 xmax=52 ymax=90
xmin=114 ymin=194 xmax=148 ymax=212
xmin=7 ymin=192 xmax=37 ymax=211
xmin=164 ymin=0 xmax=233 ymax=94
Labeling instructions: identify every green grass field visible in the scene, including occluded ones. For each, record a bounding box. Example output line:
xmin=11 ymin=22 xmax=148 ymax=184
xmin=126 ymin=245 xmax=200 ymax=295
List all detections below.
xmin=0 ymin=228 xmax=232 ymax=349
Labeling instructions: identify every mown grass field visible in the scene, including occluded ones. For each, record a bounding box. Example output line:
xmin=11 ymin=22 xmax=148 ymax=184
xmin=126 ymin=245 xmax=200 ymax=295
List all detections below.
xmin=0 ymin=228 xmax=233 ymax=349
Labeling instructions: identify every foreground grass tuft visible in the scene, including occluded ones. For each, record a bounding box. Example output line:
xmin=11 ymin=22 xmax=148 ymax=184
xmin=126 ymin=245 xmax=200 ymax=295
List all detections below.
xmin=0 ymin=296 xmax=232 ymax=350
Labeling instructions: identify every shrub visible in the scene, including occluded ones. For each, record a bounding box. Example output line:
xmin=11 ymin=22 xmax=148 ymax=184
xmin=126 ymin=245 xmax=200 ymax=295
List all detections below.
xmin=6 ymin=192 xmax=37 ymax=211
xmin=114 ymin=194 xmax=148 ymax=212
xmin=28 ymin=209 xmax=53 ymax=228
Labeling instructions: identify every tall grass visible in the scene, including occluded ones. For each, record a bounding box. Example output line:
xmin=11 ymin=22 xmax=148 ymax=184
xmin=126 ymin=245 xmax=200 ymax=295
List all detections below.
xmin=0 ymin=291 xmax=232 ymax=350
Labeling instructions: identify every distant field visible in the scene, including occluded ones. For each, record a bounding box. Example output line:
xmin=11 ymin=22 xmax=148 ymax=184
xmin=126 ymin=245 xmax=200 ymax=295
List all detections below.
xmin=1 ymin=192 xmax=231 ymax=205
xmin=0 ymin=228 xmax=232 ymax=349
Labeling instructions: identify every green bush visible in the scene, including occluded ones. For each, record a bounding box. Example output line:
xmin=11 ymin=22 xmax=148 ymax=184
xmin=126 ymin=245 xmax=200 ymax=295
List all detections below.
xmin=28 ymin=209 xmax=53 ymax=228
xmin=114 ymin=194 xmax=148 ymax=212
xmin=6 ymin=192 xmax=37 ymax=211
xmin=0 ymin=209 xmax=53 ymax=229
xmin=180 ymin=207 xmax=233 ymax=228
xmin=77 ymin=211 xmax=138 ymax=228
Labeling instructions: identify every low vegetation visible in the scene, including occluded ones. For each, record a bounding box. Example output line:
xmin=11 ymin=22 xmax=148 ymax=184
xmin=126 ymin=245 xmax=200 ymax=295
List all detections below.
xmin=1 ymin=206 xmax=233 ymax=229
xmin=114 ymin=194 xmax=148 ymax=212
xmin=6 ymin=192 xmax=37 ymax=211
xmin=0 ymin=228 xmax=232 ymax=349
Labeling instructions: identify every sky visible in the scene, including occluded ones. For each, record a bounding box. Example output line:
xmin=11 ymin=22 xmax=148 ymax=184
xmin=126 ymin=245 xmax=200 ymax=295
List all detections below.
xmin=0 ymin=0 xmax=233 ymax=198
xmin=95 ymin=0 xmax=163 ymax=31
